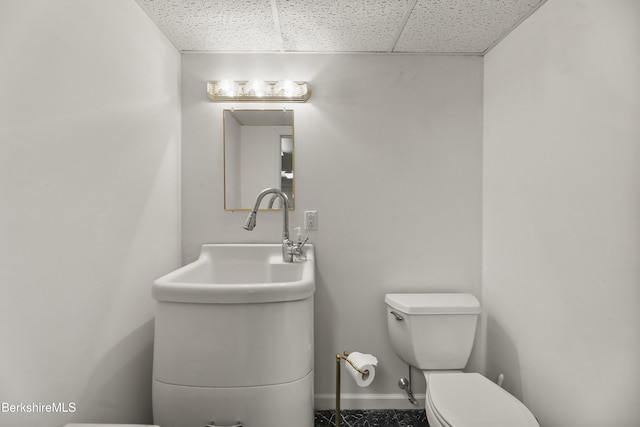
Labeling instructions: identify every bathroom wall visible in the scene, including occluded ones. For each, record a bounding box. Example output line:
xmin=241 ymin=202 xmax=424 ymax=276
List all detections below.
xmin=181 ymin=53 xmax=483 ymax=408
xmin=0 ymin=1 xmax=181 ymax=426
xmin=483 ymin=0 xmax=640 ymax=426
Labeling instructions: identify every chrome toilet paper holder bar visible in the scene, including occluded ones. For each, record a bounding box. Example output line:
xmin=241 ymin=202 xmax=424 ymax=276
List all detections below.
xmin=335 ymin=351 xmax=369 ymax=427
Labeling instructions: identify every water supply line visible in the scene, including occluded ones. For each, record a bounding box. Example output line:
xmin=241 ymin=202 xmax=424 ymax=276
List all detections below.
xmin=399 ymin=365 xmax=419 ymax=405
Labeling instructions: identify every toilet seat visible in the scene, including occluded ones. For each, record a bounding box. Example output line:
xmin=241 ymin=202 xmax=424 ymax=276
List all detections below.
xmin=425 ymin=372 xmax=539 ymax=427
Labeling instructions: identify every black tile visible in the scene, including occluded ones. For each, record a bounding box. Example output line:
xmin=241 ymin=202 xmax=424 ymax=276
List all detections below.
xmin=391 ymin=410 xmax=429 ymax=427
xmin=315 ymin=410 xmax=428 ymax=427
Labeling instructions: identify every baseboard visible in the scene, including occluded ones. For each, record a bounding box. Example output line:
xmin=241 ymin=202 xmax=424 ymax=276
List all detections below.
xmin=314 ymin=393 xmax=425 ymax=410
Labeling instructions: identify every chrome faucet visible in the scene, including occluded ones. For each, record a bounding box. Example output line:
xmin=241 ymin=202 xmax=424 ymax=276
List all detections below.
xmin=267 ymin=193 xmax=283 ymax=209
xmin=243 ymin=187 xmax=307 ymax=262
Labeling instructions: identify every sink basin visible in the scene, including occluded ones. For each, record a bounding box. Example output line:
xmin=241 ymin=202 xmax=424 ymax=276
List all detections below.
xmin=153 ymin=244 xmax=315 ymax=304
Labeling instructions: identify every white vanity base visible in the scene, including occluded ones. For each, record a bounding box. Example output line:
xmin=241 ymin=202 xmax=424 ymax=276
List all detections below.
xmin=151 ymin=245 xmax=315 ymax=427
xmin=152 ymin=371 xmax=313 ymax=427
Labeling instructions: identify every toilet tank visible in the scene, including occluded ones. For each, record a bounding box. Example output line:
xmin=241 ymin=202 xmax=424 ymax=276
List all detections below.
xmin=385 ymin=293 xmax=480 ymax=370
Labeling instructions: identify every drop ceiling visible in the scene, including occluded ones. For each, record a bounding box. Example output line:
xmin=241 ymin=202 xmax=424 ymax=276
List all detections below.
xmin=134 ymin=0 xmax=547 ymax=54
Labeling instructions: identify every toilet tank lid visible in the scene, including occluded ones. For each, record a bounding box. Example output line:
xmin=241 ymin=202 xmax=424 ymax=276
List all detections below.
xmin=385 ymin=293 xmax=480 ymax=314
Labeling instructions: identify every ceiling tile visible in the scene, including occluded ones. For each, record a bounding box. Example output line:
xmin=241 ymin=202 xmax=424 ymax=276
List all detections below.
xmin=136 ymin=0 xmax=282 ymax=51
xmin=276 ymin=0 xmax=411 ymax=52
xmin=393 ymin=0 xmax=542 ymax=53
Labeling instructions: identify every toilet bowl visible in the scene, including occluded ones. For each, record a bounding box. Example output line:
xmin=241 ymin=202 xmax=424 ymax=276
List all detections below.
xmin=425 ymin=372 xmax=538 ymax=427
xmin=385 ymin=293 xmax=539 ymax=427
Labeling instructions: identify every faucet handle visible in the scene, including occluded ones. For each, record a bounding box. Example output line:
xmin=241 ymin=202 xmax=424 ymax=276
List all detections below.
xmin=297 ymin=236 xmax=309 ymax=248
xmin=291 ymin=236 xmax=309 ymax=258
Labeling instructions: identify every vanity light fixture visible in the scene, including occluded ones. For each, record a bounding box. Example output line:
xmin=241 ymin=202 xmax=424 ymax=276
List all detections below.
xmin=207 ymin=79 xmax=311 ymax=102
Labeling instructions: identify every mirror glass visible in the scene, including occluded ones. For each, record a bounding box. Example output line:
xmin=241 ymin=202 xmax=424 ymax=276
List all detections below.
xmin=224 ymin=109 xmax=294 ymax=211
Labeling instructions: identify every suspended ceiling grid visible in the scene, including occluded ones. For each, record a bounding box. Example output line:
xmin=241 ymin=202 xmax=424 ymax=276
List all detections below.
xmin=134 ymin=0 xmax=547 ymax=54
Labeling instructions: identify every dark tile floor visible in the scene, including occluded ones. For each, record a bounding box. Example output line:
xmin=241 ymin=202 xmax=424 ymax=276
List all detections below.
xmin=315 ymin=410 xmax=428 ymax=427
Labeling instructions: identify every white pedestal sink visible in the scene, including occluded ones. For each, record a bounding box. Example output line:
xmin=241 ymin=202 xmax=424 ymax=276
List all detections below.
xmin=151 ymin=244 xmax=315 ymax=427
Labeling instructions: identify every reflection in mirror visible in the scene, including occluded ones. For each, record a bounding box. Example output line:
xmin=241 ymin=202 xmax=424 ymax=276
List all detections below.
xmin=224 ymin=109 xmax=294 ymax=211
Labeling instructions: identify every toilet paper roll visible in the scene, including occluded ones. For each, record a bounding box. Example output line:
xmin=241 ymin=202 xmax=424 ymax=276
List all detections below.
xmin=345 ymin=352 xmax=378 ymax=387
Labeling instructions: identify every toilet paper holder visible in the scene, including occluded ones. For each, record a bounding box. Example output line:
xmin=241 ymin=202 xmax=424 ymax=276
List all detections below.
xmin=335 ymin=351 xmax=369 ymax=427
xmin=337 ymin=351 xmax=369 ymax=377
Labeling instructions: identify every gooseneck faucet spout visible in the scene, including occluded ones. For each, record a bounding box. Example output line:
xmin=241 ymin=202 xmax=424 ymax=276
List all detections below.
xmin=243 ymin=188 xmax=295 ymax=262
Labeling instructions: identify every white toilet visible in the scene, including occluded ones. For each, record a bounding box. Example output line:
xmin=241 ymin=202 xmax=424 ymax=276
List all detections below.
xmin=385 ymin=293 xmax=539 ymax=427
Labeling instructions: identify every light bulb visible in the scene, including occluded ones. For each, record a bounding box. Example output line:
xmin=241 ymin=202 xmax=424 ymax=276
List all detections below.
xmin=214 ymin=79 xmax=239 ymax=96
xmin=243 ymin=79 xmax=269 ymax=97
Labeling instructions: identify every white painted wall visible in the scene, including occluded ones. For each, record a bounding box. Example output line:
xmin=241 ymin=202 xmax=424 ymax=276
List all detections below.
xmin=483 ymin=1 xmax=640 ymax=426
xmin=0 ymin=1 xmax=181 ymax=426
xmin=181 ymin=53 xmax=483 ymax=408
